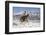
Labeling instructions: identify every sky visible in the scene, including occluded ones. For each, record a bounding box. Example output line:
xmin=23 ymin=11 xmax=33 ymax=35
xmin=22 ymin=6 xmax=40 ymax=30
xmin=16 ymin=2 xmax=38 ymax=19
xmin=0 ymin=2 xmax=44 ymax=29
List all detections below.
xmin=13 ymin=7 xmax=40 ymax=14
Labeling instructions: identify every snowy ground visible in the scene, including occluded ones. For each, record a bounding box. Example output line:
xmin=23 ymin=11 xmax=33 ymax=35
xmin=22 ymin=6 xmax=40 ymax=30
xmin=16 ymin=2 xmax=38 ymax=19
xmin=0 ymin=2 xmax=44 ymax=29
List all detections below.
xmin=13 ymin=19 xmax=40 ymax=28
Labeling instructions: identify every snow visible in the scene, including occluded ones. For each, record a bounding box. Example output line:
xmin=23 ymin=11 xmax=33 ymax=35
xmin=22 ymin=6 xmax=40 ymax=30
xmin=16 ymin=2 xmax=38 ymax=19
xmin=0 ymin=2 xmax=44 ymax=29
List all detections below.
xmin=13 ymin=19 xmax=40 ymax=28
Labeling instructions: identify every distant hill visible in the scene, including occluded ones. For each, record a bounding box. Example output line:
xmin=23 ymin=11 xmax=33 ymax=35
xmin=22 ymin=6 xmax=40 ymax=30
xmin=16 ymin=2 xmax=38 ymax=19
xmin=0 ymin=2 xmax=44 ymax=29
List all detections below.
xmin=13 ymin=11 xmax=40 ymax=20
